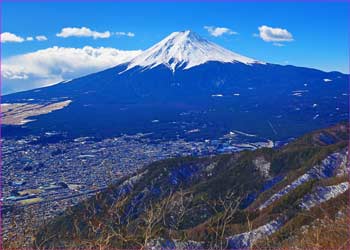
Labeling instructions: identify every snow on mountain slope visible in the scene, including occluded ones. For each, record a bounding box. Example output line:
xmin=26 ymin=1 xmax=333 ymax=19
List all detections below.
xmin=227 ymin=218 xmax=285 ymax=249
xmin=300 ymin=182 xmax=349 ymax=210
xmin=123 ymin=30 xmax=263 ymax=72
xmin=259 ymin=150 xmax=347 ymax=210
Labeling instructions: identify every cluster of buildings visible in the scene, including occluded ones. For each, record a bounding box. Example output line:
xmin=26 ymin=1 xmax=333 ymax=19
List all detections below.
xmin=2 ymin=130 xmax=272 ymax=245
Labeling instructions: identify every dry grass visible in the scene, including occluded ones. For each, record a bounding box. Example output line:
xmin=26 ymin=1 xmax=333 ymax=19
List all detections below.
xmin=288 ymin=206 xmax=350 ymax=250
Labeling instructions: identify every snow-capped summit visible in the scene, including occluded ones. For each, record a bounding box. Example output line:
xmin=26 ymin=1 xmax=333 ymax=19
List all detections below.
xmin=124 ymin=30 xmax=263 ymax=72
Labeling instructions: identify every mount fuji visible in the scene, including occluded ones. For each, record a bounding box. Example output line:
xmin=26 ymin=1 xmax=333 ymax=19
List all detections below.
xmin=123 ymin=30 xmax=263 ymax=72
xmin=2 ymin=30 xmax=348 ymax=141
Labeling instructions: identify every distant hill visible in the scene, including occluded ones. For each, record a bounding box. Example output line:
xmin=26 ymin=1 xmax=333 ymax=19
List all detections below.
xmin=34 ymin=122 xmax=349 ymax=249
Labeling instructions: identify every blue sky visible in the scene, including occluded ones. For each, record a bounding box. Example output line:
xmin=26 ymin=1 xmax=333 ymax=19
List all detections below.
xmin=1 ymin=1 xmax=349 ymax=93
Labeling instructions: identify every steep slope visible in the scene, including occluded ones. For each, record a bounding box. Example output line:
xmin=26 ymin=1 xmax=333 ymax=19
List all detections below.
xmin=34 ymin=122 xmax=349 ymax=249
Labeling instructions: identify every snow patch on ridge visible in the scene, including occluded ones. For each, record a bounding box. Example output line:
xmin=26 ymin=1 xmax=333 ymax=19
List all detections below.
xmin=227 ymin=219 xmax=284 ymax=249
xmin=259 ymin=150 xmax=347 ymax=210
xmin=300 ymin=182 xmax=349 ymax=210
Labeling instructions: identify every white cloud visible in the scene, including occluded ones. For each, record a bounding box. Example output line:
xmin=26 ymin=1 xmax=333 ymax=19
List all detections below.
xmin=2 ymin=67 xmax=29 ymax=80
xmin=56 ymin=27 xmax=111 ymax=39
xmin=2 ymin=46 xmax=142 ymax=94
xmin=1 ymin=33 xmax=49 ymax=43
xmin=1 ymin=32 xmax=25 ymax=43
xmin=36 ymin=35 xmax=48 ymax=41
xmin=56 ymin=27 xmax=135 ymax=39
xmin=115 ymin=31 xmax=135 ymax=37
xmin=204 ymin=26 xmax=238 ymax=37
xmin=258 ymin=25 xmax=293 ymax=42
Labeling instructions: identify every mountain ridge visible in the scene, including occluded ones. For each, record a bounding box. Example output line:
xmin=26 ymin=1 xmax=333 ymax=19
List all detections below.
xmin=32 ymin=122 xmax=349 ymax=249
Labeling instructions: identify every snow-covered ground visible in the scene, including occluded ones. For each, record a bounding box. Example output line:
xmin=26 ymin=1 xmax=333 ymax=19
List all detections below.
xmin=227 ymin=219 xmax=285 ymax=249
xmin=300 ymin=182 xmax=349 ymax=210
xmin=259 ymin=150 xmax=347 ymax=210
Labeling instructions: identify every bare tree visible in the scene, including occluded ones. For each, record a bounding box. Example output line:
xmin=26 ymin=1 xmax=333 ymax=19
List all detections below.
xmin=206 ymin=191 xmax=241 ymax=249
